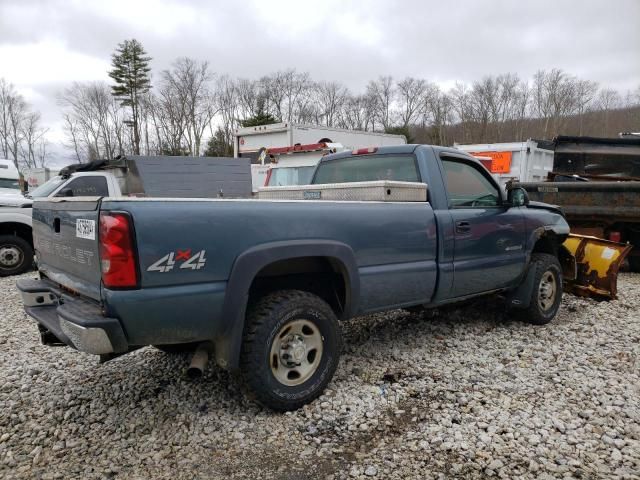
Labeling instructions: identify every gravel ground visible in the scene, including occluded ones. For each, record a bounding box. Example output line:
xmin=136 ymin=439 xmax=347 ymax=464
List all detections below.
xmin=1 ymin=273 xmax=639 ymax=479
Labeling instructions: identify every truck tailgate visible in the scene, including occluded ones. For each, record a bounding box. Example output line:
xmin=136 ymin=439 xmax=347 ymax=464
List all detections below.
xmin=32 ymin=198 xmax=103 ymax=300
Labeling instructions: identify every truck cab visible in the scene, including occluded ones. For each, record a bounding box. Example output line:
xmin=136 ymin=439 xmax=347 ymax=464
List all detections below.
xmin=0 ymin=159 xmax=22 ymax=199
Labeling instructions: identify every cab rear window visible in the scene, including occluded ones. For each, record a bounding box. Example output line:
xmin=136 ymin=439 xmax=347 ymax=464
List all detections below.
xmin=313 ymin=155 xmax=419 ymax=184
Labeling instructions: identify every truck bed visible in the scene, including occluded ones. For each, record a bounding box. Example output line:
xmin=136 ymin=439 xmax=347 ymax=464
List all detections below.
xmin=32 ymin=197 xmax=439 ymax=346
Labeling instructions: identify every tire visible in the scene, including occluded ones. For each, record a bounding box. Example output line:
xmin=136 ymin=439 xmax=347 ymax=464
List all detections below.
xmin=153 ymin=343 xmax=198 ymax=354
xmin=0 ymin=235 xmax=34 ymax=277
xmin=241 ymin=290 xmax=341 ymax=411
xmin=522 ymin=253 xmax=563 ymax=325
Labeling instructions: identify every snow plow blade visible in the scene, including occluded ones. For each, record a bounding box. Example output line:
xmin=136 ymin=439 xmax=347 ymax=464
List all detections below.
xmin=562 ymin=234 xmax=632 ymax=300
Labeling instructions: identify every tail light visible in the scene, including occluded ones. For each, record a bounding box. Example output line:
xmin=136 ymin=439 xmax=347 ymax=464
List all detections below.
xmin=99 ymin=212 xmax=138 ymax=289
xmin=352 ymin=147 xmax=378 ymax=155
xmin=608 ymin=231 xmax=622 ymax=243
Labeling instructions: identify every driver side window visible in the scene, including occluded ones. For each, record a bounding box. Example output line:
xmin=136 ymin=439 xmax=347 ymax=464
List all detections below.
xmin=441 ymin=158 xmax=500 ymax=208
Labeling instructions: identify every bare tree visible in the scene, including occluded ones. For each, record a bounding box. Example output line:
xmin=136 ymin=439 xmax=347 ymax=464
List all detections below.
xmin=147 ymin=80 xmax=189 ymax=155
xmin=532 ymin=69 xmax=580 ymax=139
xmin=5 ymin=88 xmax=27 ymax=166
xmin=574 ymin=79 xmax=599 ymax=135
xmin=167 ymin=58 xmax=216 ymax=155
xmin=18 ymin=112 xmax=49 ymax=168
xmin=341 ymin=93 xmax=377 ymax=131
xmin=314 ymin=81 xmax=348 ymax=127
xmin=0 ymin=77 xmax=49 ymax=168
xmin=214 ymin=75 xmax=238 ymax=153
xmin=423 ymin=86 xmax=452 ymax=145
xmin=236 ymin=78 xmax=261 ymax=120
xmin=59 ymin=82 xmax=125 ymax=162
xmin=449 ymin=82 xmax=471 ymax=143
xmin=0 ymin=78 xmax=17 ymax=160
xmin=396 ymin=77 xmax=427 ymax=128
xmin=595 ymin=88 xmax=622 ymax=135
xmin=512 ymin=80 xmax=531 ymax=141
xmin=468 ymin=77 xmax=493 ymax=142
xmin=366 ymin=76 xmax=395 ymax=130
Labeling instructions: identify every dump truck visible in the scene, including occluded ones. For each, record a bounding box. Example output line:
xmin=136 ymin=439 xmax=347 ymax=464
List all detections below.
xmin=454 ymin=140 xmax=554 ymax=190
xmin=517 ymin=135 xmax=640 ymax=271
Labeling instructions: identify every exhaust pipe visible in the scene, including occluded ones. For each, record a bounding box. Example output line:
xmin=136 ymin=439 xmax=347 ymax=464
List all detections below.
xmin=187 ymin=343 xmax=210 ymax=379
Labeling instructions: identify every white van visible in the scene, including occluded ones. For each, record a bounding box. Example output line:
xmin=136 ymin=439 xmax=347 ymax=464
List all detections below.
xmin=233 ymin=123 xmax=407 ymax=190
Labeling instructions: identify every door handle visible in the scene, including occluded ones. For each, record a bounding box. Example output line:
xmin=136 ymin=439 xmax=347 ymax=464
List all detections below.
xmin=455 ymin=221 xmax=471 ymax=234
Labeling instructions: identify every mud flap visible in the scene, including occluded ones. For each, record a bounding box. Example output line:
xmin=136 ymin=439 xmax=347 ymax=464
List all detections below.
xmin=506 ymin=264 xmax=537 ymax=309
xmin=562 ymin=234 xmax=632 ymax=300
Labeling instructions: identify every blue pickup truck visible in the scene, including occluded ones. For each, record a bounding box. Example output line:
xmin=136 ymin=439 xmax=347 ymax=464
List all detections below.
xmin=17 ymin=145 xmax=570 ymax=410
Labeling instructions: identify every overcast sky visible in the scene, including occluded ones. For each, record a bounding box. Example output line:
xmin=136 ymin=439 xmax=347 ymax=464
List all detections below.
xmin=1 ymin=0 xmax=639 ymax=162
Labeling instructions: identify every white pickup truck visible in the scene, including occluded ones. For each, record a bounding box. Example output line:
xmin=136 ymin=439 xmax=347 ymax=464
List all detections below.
xmin=0 ymin=155 xmax=252 ymax=276
xmin=0 ymin=172 xmax=123 ymax=276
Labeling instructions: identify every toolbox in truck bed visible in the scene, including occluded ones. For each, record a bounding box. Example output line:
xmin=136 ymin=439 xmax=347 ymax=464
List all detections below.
xmin=257 ymin=180 xmax=427 ymax=202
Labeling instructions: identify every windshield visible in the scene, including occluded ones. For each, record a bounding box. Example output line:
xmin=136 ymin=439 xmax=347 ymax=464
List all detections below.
xmin=28 ymin=176 xmax=65 ymax=198
xmin=0 ymin=178 xmax=20 ymax=190
xmin=267 ymin=166 xmax=316 ymax=186
xmin=313 ymin=154 xmax=419 ymax=184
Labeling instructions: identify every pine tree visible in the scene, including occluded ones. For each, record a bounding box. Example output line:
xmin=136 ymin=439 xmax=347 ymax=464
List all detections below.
xmin=108 ymin=39 xmax=151 ymax=155
xmin=240 ymin=97 xmax=279 ymax=127
xmin=203 ymin=127 xmax=233 ymax=157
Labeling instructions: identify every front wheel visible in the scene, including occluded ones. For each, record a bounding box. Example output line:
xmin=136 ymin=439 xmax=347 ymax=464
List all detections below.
xmin=0 ymin=235 xmax=34 ymax=277
xmin=522 ymin=253 xmax=563 ymax=325
xmin=241 ymin=290 xmax=341 ymax=411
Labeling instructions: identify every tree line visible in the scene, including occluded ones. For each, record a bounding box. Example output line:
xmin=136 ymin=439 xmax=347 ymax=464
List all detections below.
xmin=1 ymin=38 xmax=639 ymax=167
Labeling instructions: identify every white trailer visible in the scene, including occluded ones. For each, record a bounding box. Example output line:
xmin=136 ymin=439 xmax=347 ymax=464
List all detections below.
xmin=23 ymin=167 xmax=60 ymax=190
xmin=233 ymin=123 xmax=407 ymax=190
xmin=454 ymin=140 xmax=554 ymax=190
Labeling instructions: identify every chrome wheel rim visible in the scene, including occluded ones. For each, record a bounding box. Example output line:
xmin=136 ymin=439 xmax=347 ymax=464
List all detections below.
xmin=270 ymin=319 xmax=324 ymax=386
xmin=538 ymin=271 xmax=557 ymax=311
xmin=0 ymin=245 xmax=22 ymax=269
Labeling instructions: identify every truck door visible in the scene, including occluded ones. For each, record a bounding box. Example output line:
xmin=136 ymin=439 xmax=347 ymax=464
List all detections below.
xmin=440 ymin=155 xmax=526 ymax=298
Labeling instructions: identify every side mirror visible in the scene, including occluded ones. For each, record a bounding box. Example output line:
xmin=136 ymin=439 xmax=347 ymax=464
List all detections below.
xmin=57 ymin=188 xmax=74 ymax=197
xmin=507 ymin=187 xmax=529 ymax=207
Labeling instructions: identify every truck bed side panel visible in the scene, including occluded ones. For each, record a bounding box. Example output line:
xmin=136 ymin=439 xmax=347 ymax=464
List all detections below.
xmin=103 ymin=199 xmax=438 ymax=316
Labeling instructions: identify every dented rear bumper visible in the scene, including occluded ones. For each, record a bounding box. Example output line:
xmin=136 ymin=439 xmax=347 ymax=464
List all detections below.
xmin=16 ymin=278 xmax=128 ymax=355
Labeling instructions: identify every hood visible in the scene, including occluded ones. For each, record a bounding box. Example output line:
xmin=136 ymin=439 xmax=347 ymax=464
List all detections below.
xmin=527 ymin=200 xmax=564 ymax=217
xmin=0 ymin=190 xmax=32 ymax=207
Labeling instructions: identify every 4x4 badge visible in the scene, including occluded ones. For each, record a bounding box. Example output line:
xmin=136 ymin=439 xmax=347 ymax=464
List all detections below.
xmin=147 ymin=250 xmax=207 ymax=273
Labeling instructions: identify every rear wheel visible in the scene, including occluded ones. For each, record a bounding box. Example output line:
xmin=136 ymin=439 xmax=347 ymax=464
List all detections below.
xmin=522 ymin=253 xmax=563 ymax=325
xmin=0 ymin=235 xmax=33 ymax=277
xmin=241 ymin=290 xmax=341 ymax=411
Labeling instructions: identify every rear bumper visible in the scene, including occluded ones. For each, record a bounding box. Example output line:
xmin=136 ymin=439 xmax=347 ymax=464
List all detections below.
xmin=16 ymin=278 xmax=128 ymax=355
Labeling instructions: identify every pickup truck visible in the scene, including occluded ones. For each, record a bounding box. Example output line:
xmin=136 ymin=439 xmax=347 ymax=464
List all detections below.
xmin=1 ymin=155 xmax=251 ymax=276
xmin=0 ymin=172 xmax=121 ymax=277
xmin=17 ymin=145 xmax=570 ymax=411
